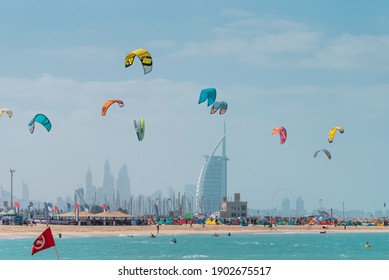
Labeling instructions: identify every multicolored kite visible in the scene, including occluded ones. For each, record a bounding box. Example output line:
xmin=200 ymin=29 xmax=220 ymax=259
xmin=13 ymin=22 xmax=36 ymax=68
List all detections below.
xmin=210 ymin=101 xmax=228 ymax=115
xmin=272 ymin=127 xmax=287 ymax=144
xmin=125 ymin=48 xmax=153 ymax=74
xmin=134 ymin=118 xmax=145 ymax=141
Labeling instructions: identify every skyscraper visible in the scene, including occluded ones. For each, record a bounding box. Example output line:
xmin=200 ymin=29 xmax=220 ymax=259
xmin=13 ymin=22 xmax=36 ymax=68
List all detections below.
xmin=196 ymin=124 xmax=228 ymax=215
xmin=85 ymin=167 xmax=96 ymax=205
xmin=296 ymin=196 xmax=305 ymax=216
xmin=116 ymin=164 xmax=131 ymax=206
xmin=102 ymin=160 xmax=115 ymax=206
xmin=282 ymin=197 xmax=291 ymax=217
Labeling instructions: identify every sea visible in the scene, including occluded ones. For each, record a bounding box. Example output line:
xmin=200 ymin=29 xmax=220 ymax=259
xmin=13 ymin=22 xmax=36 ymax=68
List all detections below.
xmin=1 ymin=231 xmax=389 ymax=260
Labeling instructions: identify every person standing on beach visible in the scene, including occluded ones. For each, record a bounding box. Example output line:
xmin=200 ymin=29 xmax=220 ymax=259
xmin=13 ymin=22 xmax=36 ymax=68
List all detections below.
xmin=156 ymin=224 xmax=160 ymax=234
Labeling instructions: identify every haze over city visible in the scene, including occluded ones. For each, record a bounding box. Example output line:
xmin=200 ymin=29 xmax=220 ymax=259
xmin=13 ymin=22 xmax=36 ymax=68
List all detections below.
xmin=1 ymin=1 xmax=389 ymax=213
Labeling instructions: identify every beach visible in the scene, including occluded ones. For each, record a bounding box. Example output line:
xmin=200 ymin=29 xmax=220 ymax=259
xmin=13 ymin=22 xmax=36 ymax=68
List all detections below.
xmin=1 ymin=223 xmax=389 ymax=239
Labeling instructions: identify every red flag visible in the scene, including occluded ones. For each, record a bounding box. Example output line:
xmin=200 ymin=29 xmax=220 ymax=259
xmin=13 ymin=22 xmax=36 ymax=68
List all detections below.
xmin=14 ymin=202 xmax=19 ymax=208
xmin=31 ymin=227 xmax=56 ymax=255
xmin=103 ymin=203 xmax=107 ymax=210
xmin=75 ymin=203 xmax=79 ymax=210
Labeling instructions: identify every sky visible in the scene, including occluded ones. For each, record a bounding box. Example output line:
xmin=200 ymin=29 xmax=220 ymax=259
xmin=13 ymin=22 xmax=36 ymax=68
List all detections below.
xmin=1 ymin=0 xmax=389 ymax=213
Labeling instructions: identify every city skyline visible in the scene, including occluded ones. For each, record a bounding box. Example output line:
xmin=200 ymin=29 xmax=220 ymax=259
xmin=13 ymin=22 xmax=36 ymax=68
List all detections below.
xmin=2 ymin=161 xmax=388 ymax=217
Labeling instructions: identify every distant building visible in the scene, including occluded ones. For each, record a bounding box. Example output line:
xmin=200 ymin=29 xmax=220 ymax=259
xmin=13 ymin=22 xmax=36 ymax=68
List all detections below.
xmin=219 ymin=193 xmax=247 ymax=218
xmin=282 ymin=197 xmax=291 ymax=217
xmin=196 ymin=124 xmax=228 ymax=215
xmin=102 ymin=160 xmax=115 ymax=207
xmin=116 ymin=164 xmax=131 ymax=206
xmin=85 ymin=167 xmax=96 ymax=205
xmin=296 ymin=196 xmax=305 ymax=216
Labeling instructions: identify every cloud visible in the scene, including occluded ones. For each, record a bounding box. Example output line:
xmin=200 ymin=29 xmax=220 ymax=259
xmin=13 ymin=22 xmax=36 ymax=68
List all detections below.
xmin=299 ymin=34 xmax=389 ymax=70
xmin=147 ymin=40 xmax=176 ymax=48
xmin=171 ymin=15 xmax=389 ymax=72
xmin=220 ymin=7 xmax=255 ymax=18
xmin=28 ymin=46 xmax=120 ymax=60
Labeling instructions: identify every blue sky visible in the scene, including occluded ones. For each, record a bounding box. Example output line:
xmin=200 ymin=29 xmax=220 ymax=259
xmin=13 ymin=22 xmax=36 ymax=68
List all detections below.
xmin=1 ymin=1 xmax=388 ymax=213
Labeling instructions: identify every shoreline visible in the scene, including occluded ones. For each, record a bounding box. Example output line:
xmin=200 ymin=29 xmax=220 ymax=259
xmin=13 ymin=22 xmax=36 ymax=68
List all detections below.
xmin=1 ymin=224 xmax=389 ymax=239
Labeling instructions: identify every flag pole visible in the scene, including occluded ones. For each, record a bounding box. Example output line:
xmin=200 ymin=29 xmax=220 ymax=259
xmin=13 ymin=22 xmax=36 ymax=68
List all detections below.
xmin=54 ymin=245 xmax=60 ymax=260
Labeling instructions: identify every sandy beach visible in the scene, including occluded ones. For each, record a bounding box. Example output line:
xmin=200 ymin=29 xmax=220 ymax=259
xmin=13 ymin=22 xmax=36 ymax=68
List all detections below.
xmin=1 ymin=224 xmax=389 ymax=239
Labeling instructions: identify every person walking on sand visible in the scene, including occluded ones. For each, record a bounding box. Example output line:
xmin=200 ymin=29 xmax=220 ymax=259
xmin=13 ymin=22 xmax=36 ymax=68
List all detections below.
xmin=156 ymin=224 xmax=160 ymax=234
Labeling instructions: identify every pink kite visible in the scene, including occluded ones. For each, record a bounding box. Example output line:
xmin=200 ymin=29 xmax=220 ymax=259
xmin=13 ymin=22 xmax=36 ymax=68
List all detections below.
xmin=272 ymin=127 xmax=287 ymax=144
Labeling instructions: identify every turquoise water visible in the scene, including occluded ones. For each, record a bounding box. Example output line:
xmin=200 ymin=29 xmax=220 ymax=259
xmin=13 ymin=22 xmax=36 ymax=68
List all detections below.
xmin=1 ymin=232 xmax=388 ymax=260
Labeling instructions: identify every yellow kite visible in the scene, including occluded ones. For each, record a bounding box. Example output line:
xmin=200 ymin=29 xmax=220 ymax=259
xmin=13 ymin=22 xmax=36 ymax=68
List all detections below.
xmin=125 ymin=48 xmax=152 ymax=74
xmin=0 ymin=108 xmax=12 ymax=118
xmin=328 ymin=126 xmax=344 ymax=143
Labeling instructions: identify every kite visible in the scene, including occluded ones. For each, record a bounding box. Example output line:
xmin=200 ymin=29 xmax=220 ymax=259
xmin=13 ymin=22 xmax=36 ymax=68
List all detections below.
xmin=314 ymin=149 xmax=331 ymax=160
xmin=210 ymin=101 xmax=228 ymax=115
xmin=198 ymin=88 xmax=217 ymax=106
xmin=272 ymin=127 xmax=287 ymax=144
xmin=328 ymin=126 xmax=344 ymax=143
xmin=0 ymin=108 xmax=12 ymax=118
xmin=28 ymin=114 xmax=52 ymax=134
xmin=125 ymin=48 xmax=152 ymax=74
xmin=101 ymin=100 xmax=124 ymax=116
xmin=134 ymin=118 xmax=145 ymax=141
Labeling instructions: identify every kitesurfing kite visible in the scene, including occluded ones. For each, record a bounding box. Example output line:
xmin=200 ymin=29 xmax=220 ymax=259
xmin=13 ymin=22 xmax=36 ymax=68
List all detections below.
xmin=0 ymin=108 xmax=12 ymax=118
xmin=198 ymin=88 xmax=217 ymax=106
xmin=210 ymin=101 xmax=228 ymax=115
xmin=28 ymin=114 xmax=52 ymax=134
xmin=272 ymin=127 xmax=287 ymax=144
xmin=328 ymin=126 xmax=344 ymax=143
xmin=134 ymin=118 xmax=145 ymax=141
xmin=314 ymin=149 xmax=331 ymax=160
xmin=125 ymin=48 xmax=152 ymax=74
xmin=101 ymin=100 xmax=124 ymax=116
